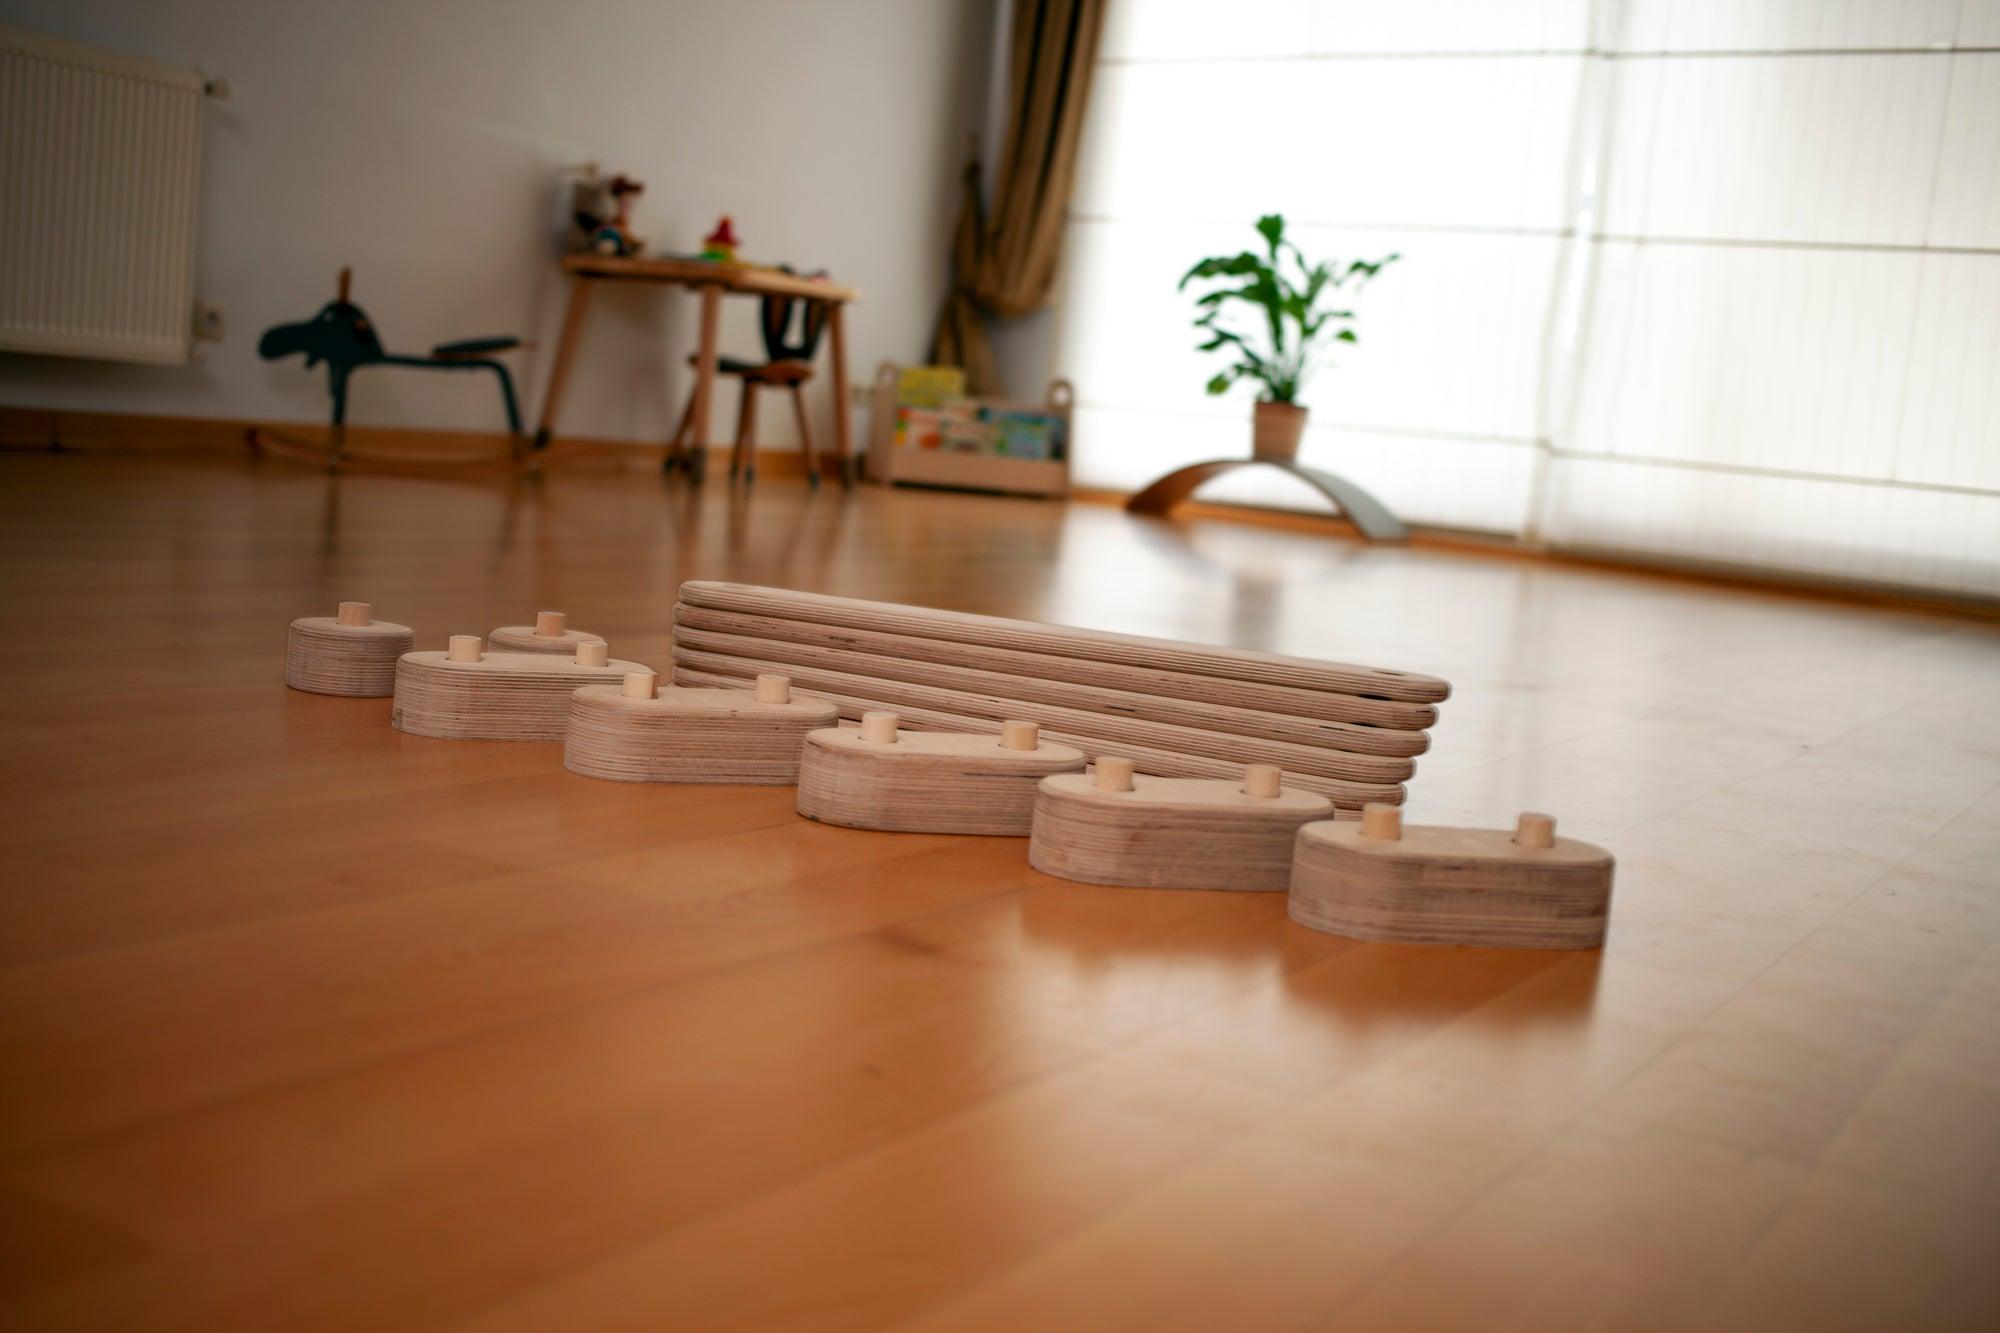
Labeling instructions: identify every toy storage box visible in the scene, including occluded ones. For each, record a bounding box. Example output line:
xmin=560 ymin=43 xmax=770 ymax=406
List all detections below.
xmin=864 ymin=361 xmax=1072 ymax=498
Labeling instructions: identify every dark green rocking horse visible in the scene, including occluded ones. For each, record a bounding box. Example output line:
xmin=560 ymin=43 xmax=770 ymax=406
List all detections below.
xmin=255 ymin=267 xmax=524 ymax=467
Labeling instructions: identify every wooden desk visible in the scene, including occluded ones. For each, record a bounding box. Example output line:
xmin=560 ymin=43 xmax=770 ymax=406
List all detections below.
xmin=533 ymin=254 xmax=861 ymax=481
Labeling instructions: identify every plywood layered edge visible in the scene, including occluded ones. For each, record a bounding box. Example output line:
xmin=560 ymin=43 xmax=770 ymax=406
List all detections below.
xmin=676 ymin=582 xmax=1450 ymax=704
xmin=673 ymin=664 xmax=1401 ymax=809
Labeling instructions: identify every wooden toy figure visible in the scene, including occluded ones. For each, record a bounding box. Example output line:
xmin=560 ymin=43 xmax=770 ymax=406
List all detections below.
xmin=392 ymin=636 xmax=646 ymax=741
xmin=701 ymin=216 xmax=739 ymax=263
xmin=1028 ymin=761 xmax=1332 ymax=890
xmin=796 ymin=713 xmax=1086 ymax=835
xmin=285 ymin=601 xmax=414 ymax=696
xmin=564 ymin=672 xmax=839 ymax=784
xmin=1288 ymin=806 xmax=1614 ymax=949
xmin=569 ymin=164 xmax=647 ymax=256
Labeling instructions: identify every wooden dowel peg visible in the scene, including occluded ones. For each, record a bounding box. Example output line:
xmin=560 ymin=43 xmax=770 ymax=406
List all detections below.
xmin=447 ymin=635 xmax=483 ymax=663
xmin=1243 ymin=764 xmax=1282 ymax=798
xmin=860 ymin=711 xmax=899 ymax=744
xmin=1094 ymin=756 xmax=1135 ymax=793
xmin=754 ymin=673 xmax=792 ymax=704
xmin=535 ymin=610 xmax=566 ymax=638
xmin=336 ymin=601 xmax=371 ymax=627
xmin=576 ymin=641 xmax=609 ymax=668
xmin=622 ymin=670 xmax=658 ymax=700
xmin=1514 ymin=811 xmax=1556 ymax=849
xmin=1000 ymin=720 xmax=1040 ymax=751
xmin=1360 ymin=802 xmax=1402 ymax=841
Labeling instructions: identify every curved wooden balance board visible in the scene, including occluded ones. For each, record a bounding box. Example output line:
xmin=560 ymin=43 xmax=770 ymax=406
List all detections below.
xmin=796 ymin=715 xmax=1086 ymax=836
xmin=1125 ymin=459 xmax=1408 ymax=542
xmin=564 ymin=673 xmax=838 ymax=784
xmin=488 ymin=610 xmax=606 ymax=655
xmin=393 ymin=638 xmax=647 ymax=741
xmin=1289 ymin=808 xmax=1614 ymax=949
xmin=1028 ymin=761 xmax=1334 ymax=891
xmin=286 ymin=602 xmax=414 ymax=697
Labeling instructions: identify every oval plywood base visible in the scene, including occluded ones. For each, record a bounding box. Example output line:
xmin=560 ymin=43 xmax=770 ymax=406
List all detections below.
xmin=564 ymin=684 xmax=839 ymax=784
xmin=1289 ymin=818 xmax=1614 ymax=949
xmin=1029 ymin=769 xmax=1334 ymax=891
xmin=796 ymin=723 xmax=1087 ymax=836
xmin=488 ymin=624 xmax=607 ymax=654
xmin=286 ymin=611 xmax=415 ymax=697
xmin=392 ymin=648 xmax=647 ymax=741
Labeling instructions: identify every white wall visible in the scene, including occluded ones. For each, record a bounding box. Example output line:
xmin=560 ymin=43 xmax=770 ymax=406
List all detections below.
xmin=0 ymin=0 xmax=992 ymax=449
xmin=1044 ymin=0 xmax=2000 ymax=599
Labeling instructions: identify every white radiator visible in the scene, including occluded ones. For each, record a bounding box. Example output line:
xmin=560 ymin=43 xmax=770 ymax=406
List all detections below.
xmin=0 ymin=25 xmax=208 ymax=365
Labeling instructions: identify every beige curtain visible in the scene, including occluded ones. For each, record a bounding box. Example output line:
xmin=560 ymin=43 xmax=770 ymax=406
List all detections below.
xmin=931 ymin=0 xmax=1107 ymax=394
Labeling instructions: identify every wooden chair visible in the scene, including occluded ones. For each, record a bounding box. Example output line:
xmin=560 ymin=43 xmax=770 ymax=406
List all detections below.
xmin=666 ymin=288 xmax=831 ymax=485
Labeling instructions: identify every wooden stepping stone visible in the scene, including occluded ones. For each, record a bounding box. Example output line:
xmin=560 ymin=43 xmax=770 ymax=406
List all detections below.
xmin=1289 ymin=807 xmax=1614 ymax=949
xmin=564 ymin=672 xmax=839 ymax=784
xmin=392 ymin=636 xmax=646 ymax=741
xmin=286 ymin=602 xmax=414 ymax=697
xmin=488 ymin=610 xmax=606 ymax=655
xmin=796 ymin=713 xmax=1087 ymax=836
xmin=1028 ymin=760 xmax=1333 ymax=890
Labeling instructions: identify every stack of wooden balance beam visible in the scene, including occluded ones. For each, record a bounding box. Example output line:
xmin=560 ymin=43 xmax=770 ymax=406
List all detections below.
xmin=670 ymin=582 xmax=1449 ymax=812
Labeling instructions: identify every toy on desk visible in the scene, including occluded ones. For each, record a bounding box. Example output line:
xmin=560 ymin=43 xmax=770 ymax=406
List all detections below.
xmin=565 ymin=672 xmax=839 ymax=784
xmin=488 ymin=610 xmax=607 ymax=655
xmin=392 ymin=636 xmax=645 ymax=741
xmin=1288 ymin=807 xmax=1614 ymax=949
xmin=252 ymin=267 xmax=525 ymax=468
xmin=795 ymin=713 xmax=1087 ymax=835
xmin=568 ymin=164 xmax=646 ymax=256
xmin=285 ymin=602 xmax=414 ymax=697
xmin=1028 ymin=761 xmax=1333 ymax=890
xmin=701 ymin=216 xmax=740 ymax=262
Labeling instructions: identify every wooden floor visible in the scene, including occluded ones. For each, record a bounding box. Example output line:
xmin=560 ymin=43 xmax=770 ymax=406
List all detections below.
xmin=2 ymin=451 xmax=1997 ymax=1331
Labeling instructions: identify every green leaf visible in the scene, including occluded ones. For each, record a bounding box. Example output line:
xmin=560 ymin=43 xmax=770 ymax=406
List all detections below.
xmin=1205 ymin=372 xmax=1236 ymax=395
xmin=1178 ymin=251 xmax=1265 ymax=290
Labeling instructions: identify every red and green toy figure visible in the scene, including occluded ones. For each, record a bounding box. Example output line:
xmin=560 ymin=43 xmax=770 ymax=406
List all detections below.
xmin=701 ymin=216 xmax=739 ymax=262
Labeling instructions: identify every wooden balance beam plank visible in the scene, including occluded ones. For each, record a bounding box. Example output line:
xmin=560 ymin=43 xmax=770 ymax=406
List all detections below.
xmin=669 ymin=581 xmax=1449 ymax=812
xmin=671 ymin=619 xmax=1430 ymax=757
xmin=669 ymin=645 xmax=1416 ymax=786
xmin=670 ymin=664 xmax=1407 ymax=809
xmin=671 ymin=602 xmax=1438 ymax=734
xmin=675 ymin=583 xmax=1451 ymax=705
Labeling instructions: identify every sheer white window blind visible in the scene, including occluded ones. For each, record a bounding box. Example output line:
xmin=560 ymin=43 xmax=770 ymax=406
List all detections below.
xmin=1055 ymin=0 xmax=2000 ymax=598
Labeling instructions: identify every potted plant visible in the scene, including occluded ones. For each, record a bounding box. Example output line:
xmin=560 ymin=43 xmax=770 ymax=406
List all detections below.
xmin=1180 ymin=215 xmax=1396 ymax=464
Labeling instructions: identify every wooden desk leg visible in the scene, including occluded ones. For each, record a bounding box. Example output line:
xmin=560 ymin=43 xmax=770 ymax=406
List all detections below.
xmin=827 ymin=301 xmax=854 ymax=487
xmin=690 ymin=284 xmax=722 ymax=484
xmin=531 ymin=275 xmax=594 ymax=453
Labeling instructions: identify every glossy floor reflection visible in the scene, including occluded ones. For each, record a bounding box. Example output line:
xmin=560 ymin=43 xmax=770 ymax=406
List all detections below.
xmin=1 ymin=452 xmax=1996 ymax=1330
